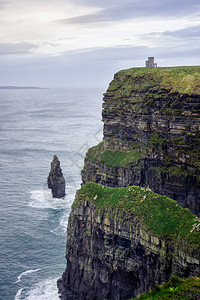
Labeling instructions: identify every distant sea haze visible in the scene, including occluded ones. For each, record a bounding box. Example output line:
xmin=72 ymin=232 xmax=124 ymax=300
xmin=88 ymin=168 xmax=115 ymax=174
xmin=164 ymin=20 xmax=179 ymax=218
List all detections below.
xmin=0 ymin=87 xmax=103 ymax=299
xmin=0 ymin=86 xmax=46 ymax=89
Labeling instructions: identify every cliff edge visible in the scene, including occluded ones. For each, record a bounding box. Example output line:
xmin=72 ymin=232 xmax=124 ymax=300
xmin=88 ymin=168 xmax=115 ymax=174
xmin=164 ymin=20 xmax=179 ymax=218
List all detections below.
xmin=58 ymin=66 xmax=200 ymax=300
xmin=82 ymin=66 xmax=200 ymax=216
xmin=59 ymin=182 xmax=200 ymax=299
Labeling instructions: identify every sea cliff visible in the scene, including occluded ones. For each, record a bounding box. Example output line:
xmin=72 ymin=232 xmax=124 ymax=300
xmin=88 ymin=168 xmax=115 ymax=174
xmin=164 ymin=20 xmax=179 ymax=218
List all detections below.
xmin=59 ymin=183 xmax=200 ymax=299
xmin=82 ymin=67 xmax=200 ymax=216
xmin=58 ymin=66 xmax=200 ymax=299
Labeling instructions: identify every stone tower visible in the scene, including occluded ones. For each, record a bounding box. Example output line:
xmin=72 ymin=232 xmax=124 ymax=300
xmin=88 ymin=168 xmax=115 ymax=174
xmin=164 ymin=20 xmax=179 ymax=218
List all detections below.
xmin=145 ymin=57 xmax=157 ymax=68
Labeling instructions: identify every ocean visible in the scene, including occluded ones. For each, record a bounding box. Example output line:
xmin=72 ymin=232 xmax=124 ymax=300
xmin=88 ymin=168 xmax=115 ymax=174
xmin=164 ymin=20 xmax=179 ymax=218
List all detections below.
xmin=0 ymin=87 xmax=103 ymax=300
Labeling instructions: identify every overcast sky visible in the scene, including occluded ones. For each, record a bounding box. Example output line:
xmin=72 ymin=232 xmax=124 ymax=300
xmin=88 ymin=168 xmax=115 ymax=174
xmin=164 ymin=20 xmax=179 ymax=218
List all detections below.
xmin=0 ymin=0 xmax=200 ymax=88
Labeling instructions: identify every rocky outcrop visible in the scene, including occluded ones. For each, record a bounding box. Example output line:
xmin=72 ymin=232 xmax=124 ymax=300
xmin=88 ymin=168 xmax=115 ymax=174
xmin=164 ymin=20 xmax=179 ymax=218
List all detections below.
xmin=58 ymin=182 xmax=200 ymax=300
xmin=47 ymin=155 xmax=65 ymax=198
xmin=82 ymin=67 xmax=200 ymax=216
xmin=58 ymin=66 xmax=200 ymax=300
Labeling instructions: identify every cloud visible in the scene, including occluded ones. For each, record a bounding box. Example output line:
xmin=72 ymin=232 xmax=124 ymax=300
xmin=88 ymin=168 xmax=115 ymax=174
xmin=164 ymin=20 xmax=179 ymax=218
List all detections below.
xmin=63 ymin=45 xmax=150 ymax=63
xmin=142 ymin=25 xmax=200 ymax=45
xmin=0 ymin=42 xmax=39 ymax=55
xmin=0 ymin=0 xmax=9 ymax=8
xmin=0 ymin=42 xmax=199 ymax=88
xmin=163 ymin=25 xmax=200 ymax=39
xmin=57 ymin=0 xmax=200 ymax=24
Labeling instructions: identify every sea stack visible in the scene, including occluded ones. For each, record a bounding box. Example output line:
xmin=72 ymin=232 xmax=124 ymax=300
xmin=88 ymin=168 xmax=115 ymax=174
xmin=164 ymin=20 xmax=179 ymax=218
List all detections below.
xmin=47 ymin=155 xmax=66 ymax=198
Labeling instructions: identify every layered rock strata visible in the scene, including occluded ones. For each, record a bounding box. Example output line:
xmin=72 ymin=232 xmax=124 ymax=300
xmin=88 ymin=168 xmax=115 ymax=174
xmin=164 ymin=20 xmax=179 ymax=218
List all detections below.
xmin=82 ymin=67 xmax=200 ymax=216
xmin=58 ymin=66 xmax=200 ymax=300
xmin=47 ymin=155 xmax=65 ymax=198
xmin=58 ymin=182 xmax=200 ymax=300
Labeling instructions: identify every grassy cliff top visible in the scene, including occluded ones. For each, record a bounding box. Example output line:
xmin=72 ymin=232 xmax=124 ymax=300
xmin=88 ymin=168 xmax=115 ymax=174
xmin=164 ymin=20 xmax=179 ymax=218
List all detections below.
xmin=132 ymin=276 xmax=200 ymax=300
xmin=108 ymin=66 xmax=200 ymax=95
xmin=75 ymin=182 xmax=200 ymax=248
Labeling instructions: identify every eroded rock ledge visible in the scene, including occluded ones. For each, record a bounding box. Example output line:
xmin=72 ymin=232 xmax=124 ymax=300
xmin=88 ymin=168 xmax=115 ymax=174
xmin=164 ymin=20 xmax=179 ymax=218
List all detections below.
xmin=58 ymin=183 xmax=200 ymax=300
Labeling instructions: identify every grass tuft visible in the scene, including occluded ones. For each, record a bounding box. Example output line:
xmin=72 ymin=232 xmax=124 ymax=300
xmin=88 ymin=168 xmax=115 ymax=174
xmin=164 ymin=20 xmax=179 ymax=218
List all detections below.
xmin=131 ymin=276 xmax=200 ymax=299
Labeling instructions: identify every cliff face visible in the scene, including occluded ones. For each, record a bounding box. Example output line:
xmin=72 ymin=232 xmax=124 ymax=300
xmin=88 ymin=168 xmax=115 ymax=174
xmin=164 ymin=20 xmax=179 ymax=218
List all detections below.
xmin=58 ymin=67 xmax=200 ymax=300
xmin=82 ymin=67 xmax=200 ymax=216
xmin=59 ymin=183 xmax=200 ymax=300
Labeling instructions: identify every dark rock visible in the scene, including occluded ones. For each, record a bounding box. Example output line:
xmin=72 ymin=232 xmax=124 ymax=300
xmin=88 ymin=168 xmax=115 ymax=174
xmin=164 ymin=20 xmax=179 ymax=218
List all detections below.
xmin=47 ymin=155 xmax=65 ymax=198
xmin=58 ymin=67 xmax=200 ymax=300
xmin=82 ymin=67 xmax=200 ymax=216
xmin=58 ymin=195 xmax=200 ymax=300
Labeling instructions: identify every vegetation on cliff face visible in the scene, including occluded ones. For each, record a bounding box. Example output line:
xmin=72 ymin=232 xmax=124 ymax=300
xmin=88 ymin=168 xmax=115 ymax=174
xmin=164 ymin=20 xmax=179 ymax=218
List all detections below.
xmin=86 ymin=141 xmax=142 ymax=166
xmin=132 ymin=276 xmax=200 ymax=300
xmin=85 ymin=135 xmax=200 ymax=180
xmin=59 ymin=67 xmax=200 ymax=300
xmin=75 ymin=182 xmax=200 ymax=248
xmin=82 ymin=66 xmax=200 ymax=217
xmin=148 ymin=131 xmax=200 ymax=179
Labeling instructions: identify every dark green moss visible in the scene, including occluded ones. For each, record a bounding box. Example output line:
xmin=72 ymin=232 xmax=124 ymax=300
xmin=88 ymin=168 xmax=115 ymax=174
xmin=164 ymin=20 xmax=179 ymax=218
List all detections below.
xmin=147 ymin=131 xmax=200 ymax=175
xmin=74 ymin=182 xmax=200 ymax=248
xmin=86 ymin=142 xmax=141 ymax=167
xmin=85 ymin=142 xmax=103 ymax=164
xmin=131 ymin=276 xmax=200 ymax=300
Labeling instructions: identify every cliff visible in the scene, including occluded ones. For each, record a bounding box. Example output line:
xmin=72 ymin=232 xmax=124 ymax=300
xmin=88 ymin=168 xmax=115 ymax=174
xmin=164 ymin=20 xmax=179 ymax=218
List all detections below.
xmin=82 ymin=67 xmax=200 ymax=216
xmin=58 ymin=66 xmax=200 ymax=299
xmin=59 ymin=182 xmax=200 ymax=299
xmin=47 ymin=155 xmax=66 ymax=198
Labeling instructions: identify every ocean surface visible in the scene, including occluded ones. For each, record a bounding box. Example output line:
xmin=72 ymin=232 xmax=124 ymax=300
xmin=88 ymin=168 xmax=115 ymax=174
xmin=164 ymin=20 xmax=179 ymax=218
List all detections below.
xmin=0 ymin=87 xmax=103 ymax=300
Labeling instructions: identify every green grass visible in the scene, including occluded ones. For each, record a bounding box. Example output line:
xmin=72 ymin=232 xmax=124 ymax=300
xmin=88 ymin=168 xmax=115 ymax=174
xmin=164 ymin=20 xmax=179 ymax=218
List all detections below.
xmin=74 ymin=182 xmax=200 ymax=248
xmin=86 ymin=142 xmax=141 ymax=167
xmin=116 ymin=66 xmax=200 ymax=95
xmin=131 ymin=276 xmax=200 ymax=299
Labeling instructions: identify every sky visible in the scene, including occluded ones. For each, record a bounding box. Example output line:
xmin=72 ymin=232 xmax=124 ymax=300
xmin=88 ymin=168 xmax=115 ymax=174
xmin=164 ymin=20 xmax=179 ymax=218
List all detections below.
xmin=0 ymin=0 xmax=200 ymax=88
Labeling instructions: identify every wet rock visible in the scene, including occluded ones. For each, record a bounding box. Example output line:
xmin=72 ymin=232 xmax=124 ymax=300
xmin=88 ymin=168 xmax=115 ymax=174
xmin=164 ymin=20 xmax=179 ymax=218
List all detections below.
xmin=47 ymin=155 xmax=65 ymax=198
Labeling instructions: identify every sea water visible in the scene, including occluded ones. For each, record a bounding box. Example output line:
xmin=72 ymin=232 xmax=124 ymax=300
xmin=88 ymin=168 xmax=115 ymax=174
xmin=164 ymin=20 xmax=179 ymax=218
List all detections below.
xmin=0 ymin=87 xmax=103 ymax=300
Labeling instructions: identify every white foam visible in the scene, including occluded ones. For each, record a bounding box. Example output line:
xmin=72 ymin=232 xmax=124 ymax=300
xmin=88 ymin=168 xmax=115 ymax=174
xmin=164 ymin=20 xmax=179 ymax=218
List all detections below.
xmin=29 ymin=188 xmax=75 ymax=236
xmin=29 ymin=185 xmax=77 ymax=210
xmin=29 ymin=190 xmax=67 ymax=210
xmin=59 ymin=213 xmax=69 ymax=232
xmin=14 ymin=288 xmax=23 ymax=300
xmin=50 ymin=212 xmax=69 ymax=236
xmin=25 ymin=278 xmax=59 ymax=300
xmin=14 ymin=269 xmax=41 ymax=284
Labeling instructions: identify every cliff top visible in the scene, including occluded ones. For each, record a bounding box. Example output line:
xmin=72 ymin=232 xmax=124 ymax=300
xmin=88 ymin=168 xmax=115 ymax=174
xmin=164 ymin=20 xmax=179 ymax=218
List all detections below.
xmin=75 ymin=182 xmax=200 ymax=249
xmin=132 ymin=276 xmax=200 ymax=300
xmin=108 ymin=66 xmax=200 ymax=95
